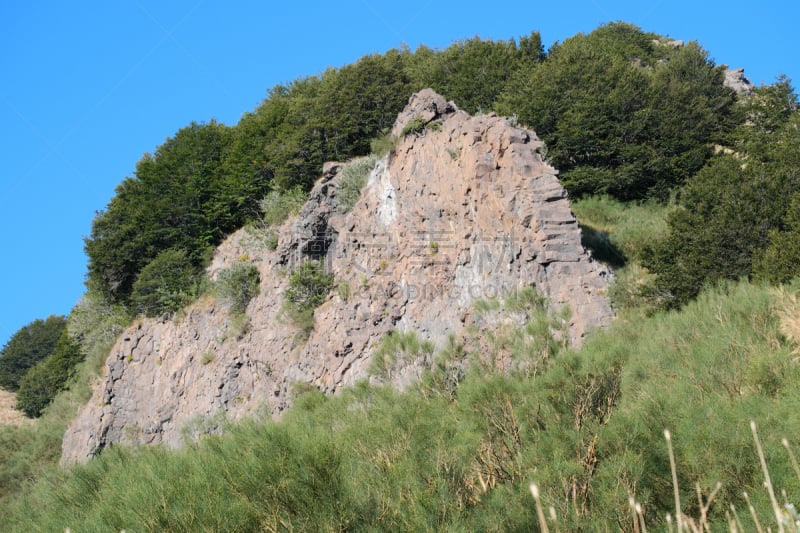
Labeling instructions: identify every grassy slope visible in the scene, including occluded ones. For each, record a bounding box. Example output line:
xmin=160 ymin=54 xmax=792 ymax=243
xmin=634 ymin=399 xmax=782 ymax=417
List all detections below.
xmin=1 ymin=278 xmax=798 ymax=531
xmin=1 ymin=198 xmax=798 ymax=531
xmin=0 ymin=391 xmax=30 ymax=427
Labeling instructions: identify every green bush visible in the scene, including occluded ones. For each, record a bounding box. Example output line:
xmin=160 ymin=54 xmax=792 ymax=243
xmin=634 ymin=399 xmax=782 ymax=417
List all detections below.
xmin=216 ymin=262 xmax=261 ymax=315
xmin=3 ymin=283 xmax=800 ymax=530
xmin=0 ymin=315 xmax=67 ymax=392
xmin=401 ymin=116 xmax=428 ymax=136
xmin=369 ymin=331 xmax=435 ymax=379
xmin=496 ymin=22 xmax=737 ymax=200
xmin=369 ymin=133 xmax=397 ymax=157
xmin=130 ymin=248 xmax=199 ymax=317
xmin=15 ymin=331 xmax=84 ymax=418
xmin=283 ymin=261 xmax=334 ymax=338
xmin=337 ymin=155 xmax=377 ymax=214
xmin=754 ymin=193 xmax=800 ymax=284
xmin=260 ymin=186 xmax=306 ymax=227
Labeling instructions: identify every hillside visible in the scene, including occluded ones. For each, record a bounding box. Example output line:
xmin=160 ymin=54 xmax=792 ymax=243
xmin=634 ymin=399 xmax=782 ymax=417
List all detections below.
xmin=60 ymin=89 xmax=613 ymax=463
xmin=0 ymin=391 xmax=30 ymax=427
xmin=1 ymin=21 xmax=799 ymax=531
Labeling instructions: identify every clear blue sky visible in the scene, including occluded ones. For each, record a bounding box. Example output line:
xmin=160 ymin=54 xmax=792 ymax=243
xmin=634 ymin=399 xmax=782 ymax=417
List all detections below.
xmin=1 ymin=0 xmax=797 ymax=349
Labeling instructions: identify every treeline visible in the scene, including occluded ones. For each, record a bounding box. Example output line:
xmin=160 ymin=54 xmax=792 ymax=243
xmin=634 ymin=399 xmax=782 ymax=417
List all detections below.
xmin=84 ymin=33 xmax=545 ymax=314
xmin=84 ymin=22 xmax=754 ymax=318
xmin=644 ymin=78 xmax=800 ymax=305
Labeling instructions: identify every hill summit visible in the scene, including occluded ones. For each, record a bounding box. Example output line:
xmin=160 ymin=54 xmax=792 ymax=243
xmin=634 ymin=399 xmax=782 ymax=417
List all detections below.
xmin=61 ymin=89 xmax=613 ymax=464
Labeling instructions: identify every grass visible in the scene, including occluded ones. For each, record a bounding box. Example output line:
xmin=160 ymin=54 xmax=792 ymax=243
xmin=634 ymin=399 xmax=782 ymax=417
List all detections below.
xmin=368 ymin=331 xmax=435 ymax=379
xmin=571 ymin=194 xmax=672 ymax=266
xmin=282 ymin=261 xmax=335 ymax=341
xmin=370 ymin=132 xmax=398 ymax=157
xmin=242 ymin=187 xmax=306 ymax=251
xmin=336 ymin=155 xmax=378 ymax=214
xmin=571 ymin=195 xmax=674 ymax=313
xmin=2 ymin=280 xmax=798 ymax=530
xmin=259 ymin=186 xmax=306 ymax=227
xmin=215 ymin=261 xmax=260 ymax=315
xmin=0 ymin=390 xmax=31 ymax=427
xmin=401 ymin=116 xmax=428 ymax=136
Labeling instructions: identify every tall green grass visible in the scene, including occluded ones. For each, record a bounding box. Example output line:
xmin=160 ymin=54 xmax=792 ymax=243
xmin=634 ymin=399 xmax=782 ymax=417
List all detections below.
xmin=572 ymin=195 xmax=674 ymax=312
xmin=0 ymin=292 xmax=128 ymax=503
xmin=2 ymin=281 xmax=798 ymax=530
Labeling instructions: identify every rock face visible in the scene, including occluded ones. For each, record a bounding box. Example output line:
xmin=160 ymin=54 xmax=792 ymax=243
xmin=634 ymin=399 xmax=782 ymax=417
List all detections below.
xmin=724 ymin=67 xmax=756 ymax=96
xmin=60 ymin=89 xmax=614 ymax=464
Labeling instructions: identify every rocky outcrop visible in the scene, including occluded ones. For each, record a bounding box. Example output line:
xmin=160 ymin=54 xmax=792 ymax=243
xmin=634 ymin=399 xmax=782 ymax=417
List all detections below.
xmin=724 ymin=67 xmax=756 ymax=96
xmin=61 ymin=89 xmax=613 ymax=464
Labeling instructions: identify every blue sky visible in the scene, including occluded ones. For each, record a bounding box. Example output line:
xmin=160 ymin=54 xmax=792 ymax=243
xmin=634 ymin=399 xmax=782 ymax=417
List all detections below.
xmin=1 ymin=0 xmax=798 ymax=349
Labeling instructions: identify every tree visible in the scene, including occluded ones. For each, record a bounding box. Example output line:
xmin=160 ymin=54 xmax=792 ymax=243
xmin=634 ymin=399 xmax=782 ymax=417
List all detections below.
xmin=16 ymin=330 xmax=84 ymax=418
xmin=0 ymin=315 xmax=66 ymax=391
xmin=85 ymin=121 xmax=265 ymax=305
xmin=405 ymin=33 xmax=544 ymax=115
xmin=645 ymin=106 xmax=800 ymax=306
xmin=754 ymin=194 xmax=800 ymax=284
xmin=496 ymin=23 xmax=737 ymax=200
xmin=130 ymin=248 xmax=199 ymax=317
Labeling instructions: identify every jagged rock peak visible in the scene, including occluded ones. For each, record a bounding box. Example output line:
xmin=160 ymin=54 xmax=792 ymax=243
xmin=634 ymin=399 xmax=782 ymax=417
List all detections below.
xmin=60 ymin=89 xmax=614 ymax=464
xmin=391 ymin=88 xmax=457 ymax=137
xmin=724 ymin=67 xmax=756 ymax=96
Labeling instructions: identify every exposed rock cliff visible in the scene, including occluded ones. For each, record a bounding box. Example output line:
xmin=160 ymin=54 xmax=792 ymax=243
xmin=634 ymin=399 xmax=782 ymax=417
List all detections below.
xmin=61 ymin=89 xmax=613 ymax=464
xmin=724 ymin=67 xmax=755 ymax=96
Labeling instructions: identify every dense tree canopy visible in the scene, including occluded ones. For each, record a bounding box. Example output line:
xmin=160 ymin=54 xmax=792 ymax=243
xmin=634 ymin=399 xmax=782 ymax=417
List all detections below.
xmin=496 ymin=23 xmax=737 ymax=199
xmin=0 ymin=316 xmax=66 ymax=391
xmin=84 ymin=23 xmax=790 ymax=316
xmin=15 ymin=330 xmax=84 ymax=418
xmin=84 ymin=34 xmax=544 ymax=311
xmin=407 ymin=32 xmax=544 ymax=114
xmin=645 ymin=91 xmax=800 ymax=306
xmin=85 ymin=121 xmax=248 ymax=304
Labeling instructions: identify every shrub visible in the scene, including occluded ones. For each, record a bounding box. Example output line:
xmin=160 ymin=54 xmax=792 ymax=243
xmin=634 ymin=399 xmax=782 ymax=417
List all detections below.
xmin=369 ymin=331 xmax=435 ymax=379
xmin=260 ymin=186 xmax=306 ymax=227
xmin=68 ymin=290 xmax=130 ymax=376
xmin=130 ymin=248 xmax=199 ymax=317
xmin=216 ymin=262 xmax=261 ymax=315
xmin=401 ymin=116 xmax=428 ymax=136
xmin=0 ymin=315 xmax=67 ymax=392
xmin=337 ymin=155 xmax=377 ymax=214
xmin=283 ymin=261 xmax=334 ymax=338
xmin=370 ymin=133 xmax=398 ymax=157
xmin=753 ymin=194 xmax=800 ymax=284
xmin=496 ymin=23 xmax=737 ymax=200
xmin=15 ymin=330 xmax=84 ymax=418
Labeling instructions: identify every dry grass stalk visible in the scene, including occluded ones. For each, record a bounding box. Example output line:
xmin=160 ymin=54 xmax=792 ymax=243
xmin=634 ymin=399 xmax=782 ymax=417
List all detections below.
xmin=751 ymin=420 xmax=785 ymax=533
xmin=773 ymin=288 xmax=800 ymax=357
xmin=695 ymin=481 xmax=723 ymax=530
xmin=548 ymin=506 xmax=561 ymax=533
xmin=629 ymin=496 xmax=641 ymax=533
xmin=743 ymin=491 xmax=765 ymax=533
xmin=530 ymin=483 xmax=550 ymax=533
xmin=783 ymin=438 xmax=800 ymax=483
xmin=0 ymin=389 xmax=32 ymax=426
xmin=635 ymin=502 xmax=648 ymax=533
xmin=729 ymin=504 xmax=745 ymax=532
xmin=665 ymin=430 xmax=684 ymax=531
